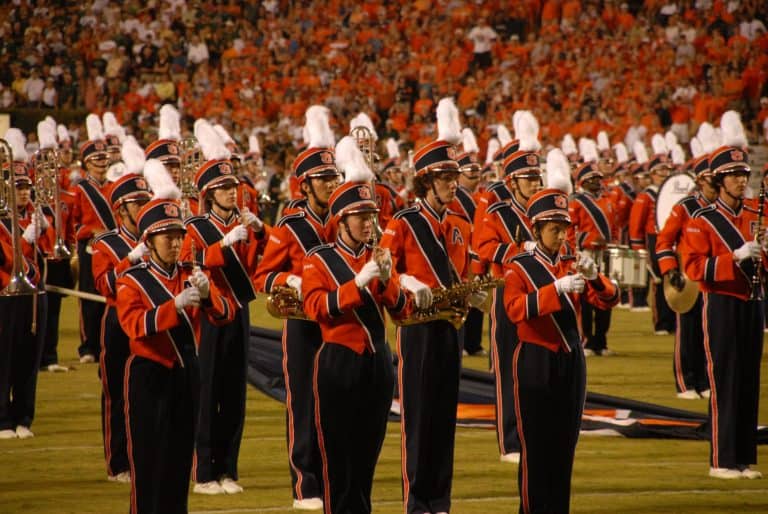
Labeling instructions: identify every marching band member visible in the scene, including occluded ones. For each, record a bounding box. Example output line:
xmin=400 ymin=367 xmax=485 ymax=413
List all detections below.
xmin=473 ymin=124 xmax=516 ymax=236
xmin=253 ymin=105 xmax=340 ymax=510
xmin=474 ymin=112 xmax=542 ymax=464
xmin=683 ymin=115 xmax=764 ymax=479
xmin=214 ymin=123 xmax=260 ymax=215
xmin=570 ymin=138 xmax=615 ymax=356
xmin=91 ymin=139 xmax=152 ymax=483
xmin=302 ymin=137 xmax=409 ymax=514
xmin=504 ymin=159 xmax=619 ymax=514
xmin=632 ymin=135 xmax=676 ymax=334
xmin=380 ymin=98 xmax=485 ymax=514
xmin=145 ymin=104 xmax=184 ymax=191
xmin=450 ymin=127 xmax=485 ymax=357
xmin=102 ymin=112 xmax=126 ymax=166
xmin=181 ymin=120 xmax=265 ymax=495
xmin=0 ymin=129 xmax=53 ymax=440
xmin=70 ymin=114 xmax=115 ymax=363
xmin=656 ymin=131 xmax=719 ymax=400
xmin=380 ymin=138 xmax=409 ymax=208
xmin=117 ymin=161 xmax=235 ymax=513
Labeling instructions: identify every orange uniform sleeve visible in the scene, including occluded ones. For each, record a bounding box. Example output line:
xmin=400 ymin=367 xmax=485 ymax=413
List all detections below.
xmin=116 ymin=277 xmax=184 ymax=339
xmin=91 ymin=240 xmax=132 ymax=298
xmin=682 ymin=217 xmax=737 ymax=283
xmin=503 ymin=263 xmax=564 ymax=323
xmin=655 ymin=203 xmax=686 ymax=275
xmin=628 ymin=194 xmax=650 ymax=249
xmin=253 ymin=224 xmax=301 ymax=292
xmin=302 ymin=253 xmax=366 ymax=322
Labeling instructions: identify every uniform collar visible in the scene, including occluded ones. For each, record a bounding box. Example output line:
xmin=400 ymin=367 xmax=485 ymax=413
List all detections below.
xmin=421 ymin=199 xmax=446 ymax=223
xmin=716 ymin=197 xmax=742 ymax=217
xmin=209 ymin=207 xmax=238 ymax=226
xmin=119 ymin=224 xmax=139 ymax=243
xmin=533 ymin=245 xmax=560 ymax=266
xmin=305 ymin=203 xmax=329 ymax=226
xmin=509 ymin=193 xmax=528 ymax=214
xmin=86 ymin=174 xmax=109 ymax=187
xmin=336 ymin=236 xmax=368 ymax=258
xmin=149 ymin=257 xmax=178 ymax=280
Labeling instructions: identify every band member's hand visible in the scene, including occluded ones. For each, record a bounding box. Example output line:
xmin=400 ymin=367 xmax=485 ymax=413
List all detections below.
xmin=190 ymin=269 xmax=210 ymax=299
xmin=174 ymin=287 xmax=201 ymax=311
xmin=22 ymin=219 xmax=42 ymax=243
xmin=399 ymin=274 xmax=433 ymax=309
xmin=354 ymin=261 xmax=382 ymax=288
xmin=734 ymin=241 xmax=760 ymax=262
xmin=286 ymin=274 xmax=303 ymax=300
xmin=374 ymin=248 xmax=392 ymax=282
xmin=523 ymin=241 xmax=537 ymax=252
xmin=241 ymin=210 xmax=263 ymax=232
xmin=468 ymin=289 xmax=488 ymax=308
xmin=222 ymin=225 xmax=248 ymax=247
xmin=578 ymin=254 xmax=598 ymax=280
xmin=555 ymin=274 xmax=585 ymax=294
xmin=666 ymin=269 xmax=685 ymax=291
xmin=127 ymin=242 xmax=150 ymax=264
xmin=37 ymin=211 xmax=50 ymax=230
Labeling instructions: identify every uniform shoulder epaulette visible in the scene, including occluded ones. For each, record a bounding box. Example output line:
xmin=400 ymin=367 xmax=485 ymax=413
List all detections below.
xmin=286 ymin=198 xmax=306 ymax=208
xmin=510 ymin=250 xmax=534 ymax=262
xmin=446 ymin=208 xmax=470 ymax=223
xmin=377 ymin=182 xmax=399 ymax=196
xmin=393 ymin=204 xmax=420 ymax=219
xmin=561 ymin=254 xmax=577 ymax=262
xmin=744 ymin=203 xmax=759 ymax=214
xmin=306 ymin=242 xmax=335 ymax=257
xmin=92 ymin=228 xmax=119 ymax=243
xmin=692 ymin=204 xmax=716 ymax=218
xmin=123 ymin=261 xmax=150 ymax=276
xmin=276 ymin=210 xmax=306 ymax=227
xmin=486 ymin=200 xmax=509 ymax=215
xmin=183 ymin=214 xmax=208 ymax=227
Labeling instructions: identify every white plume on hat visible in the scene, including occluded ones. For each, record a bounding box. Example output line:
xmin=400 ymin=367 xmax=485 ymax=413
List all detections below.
xmin=213 ymin=124 xmax=235 ymax=145
xmin=561 ymin=134 xmax=577 ymax=156
xmin=633 ymin=141 xmax=649 ymax=164
xmin=335 ymin=136 xmax=374 ymax=183
xmin=305 ymin=105 xmax=336 ymax=148
xmin=614 ymin=143 xmax=629 ymax=164
xmin=37 ymin=120 xmax=58 ymax=150
xmin=664 ymin=131 xmax=678 ymax=151
xmin=651 ymin=134 xmax=668 ymax=156
xmin=461 ymin=128 xmax=479 ymax=154
xmin=4 ymin=128 xmax=28 ymax=162
xmin=597 ymin=131 xmax=610 ymax=152
xmin=86 ymin=113 xmax=104 ymax=141
xmin=57 ymin=124 xmax=70 ymax=143
xmin=578 ymin=138 xmax=598 ymax=163
xmin=248 ymin=134 xmax=261 ymax=154
xmin=512 ymin=111 xmax=524 ymax=137
xmin=349 ymin=112 xmax=378 ymax=141
xmin=436 ymin=97 xmax=462 ymax=145
xmin=158 ymin=104 xmax=181 ymax=141
xmin=516 ymin=111 xmax=541 ymax=152
xmin=496 ymin=124 xmax=512 ymax=147
xmin=720 ymin=110 xmax=748 ymax=148
xmin=624 ymin=126 xmax=639 ymax=153
xmin=103 ymin=112 xmax=126 ymax=142
xmin=144 ymin=158 xmax=181 ymax=200
xmin=545 ymin=148 xmax=572 ymax=195
xmin=302 ymin=125 xmax=311 ymax=145
xmin=194 ymin=119 xmax=231 ymax=161
xmin=671 ymin=144 xmax=685 ymax=166
xmin=386 ymin=138 xmax=400 ymax=160
xmin=121 ymin=138 xmax=146 ymax=175
xmin=690 ymin=137 xmax=704 ymax=158
xmin=486 ymin=138 xmax=500 ymax=164
xmin=696 ymin=122 xmax=720 ymax=153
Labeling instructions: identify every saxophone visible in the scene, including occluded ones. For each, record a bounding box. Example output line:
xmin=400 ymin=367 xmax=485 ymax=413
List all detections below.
xmin=266 ymin=285 xmax=308 ymax=320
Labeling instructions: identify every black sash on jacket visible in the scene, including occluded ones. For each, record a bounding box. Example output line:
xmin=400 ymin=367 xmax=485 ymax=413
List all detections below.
xmin=283 ymin=215 xmax=324 ymax=254
xmin=400 ymin=210 xmax=453 ymax=288
xmin=79 ymin=180 xmax=116 ymax=231
xmin=573 ymin=192 xmax=611 ymax=241
xmin=455 ymin=187 xmax=476 ymax=220
xmin=699 ymin=206 xmax=754 ymax=281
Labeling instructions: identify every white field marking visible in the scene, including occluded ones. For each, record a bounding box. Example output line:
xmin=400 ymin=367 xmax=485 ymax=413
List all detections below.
xmin=190 ymin=489 xmax=768 ymax=513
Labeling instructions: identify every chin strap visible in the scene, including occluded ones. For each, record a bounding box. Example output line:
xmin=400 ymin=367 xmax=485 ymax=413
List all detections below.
xmin=430 ymin=182 xmax=447 ymax=206
xmin=307 ymin=181 xmax=328 ymax=209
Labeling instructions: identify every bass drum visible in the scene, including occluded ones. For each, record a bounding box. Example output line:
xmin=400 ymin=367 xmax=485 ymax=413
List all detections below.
xmin=655 ymin=173 xmax=696 ymax=231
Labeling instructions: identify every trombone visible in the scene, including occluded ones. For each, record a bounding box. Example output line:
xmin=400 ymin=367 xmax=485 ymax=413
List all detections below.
xmin=178 ymin=137 xmax=202 ymax=217
xmin=34 ymin=147 xmax=71 ymax=260
xmin=0 ymin=138 xmax=36 ymax=296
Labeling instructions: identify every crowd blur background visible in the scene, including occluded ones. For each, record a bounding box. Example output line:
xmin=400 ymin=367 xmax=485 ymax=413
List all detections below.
xmin=2 ymin=0 xmax=768 ymax=212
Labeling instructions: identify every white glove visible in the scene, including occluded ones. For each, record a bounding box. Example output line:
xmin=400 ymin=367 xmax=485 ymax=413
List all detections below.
xmin=468 ymin=289 xmax=488 ymax=309
xmin=554 ymin=274 xmax=585 ymax=294
xmin=578 ymin=254 xmax=598 ymax=280
xmin=221 ymin=225 xmax=248 ymax=247
xmin=189 ymin=269 xmax=210 ymax=299
xmin=286 ymin=274 xmax=303 ymax=300
xmin=241 ymin=210 xmax=264 ymax=232
xmin=354 ymin=260 xmax=382 ymax=288
xmin=174 ymin=287 xmax=201 ymax=311
xmin=22 ymin=219 xmax=41 ymax=244
xmin=36 ymin=212 xmax=50 ymax=230
xmin=399 ymin=274 xmax=433 ymax=309
xmin=523 ymin=241 xmax=537 ymax=252
xmin=734 ymin=241 xmax=761 ymax=263
xmin=127 ymin=242 xmax=150 ymax=264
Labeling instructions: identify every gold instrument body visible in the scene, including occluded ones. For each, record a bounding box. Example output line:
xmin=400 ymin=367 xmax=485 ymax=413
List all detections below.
xmin=0 ymin=139 xmax=36 ymax=296
xmin=179 ymin=137 xmax=202 ymax=218
xmin=34 ymin=147 xmax=71 ymax=260
xmin=266 ymin=285 xmax=308 ymax=320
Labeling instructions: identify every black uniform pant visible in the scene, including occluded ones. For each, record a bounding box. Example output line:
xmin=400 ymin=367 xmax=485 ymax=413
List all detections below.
xmin=283 ymin=318 xmax=323 ymax=500
xmin=313 ymin=342 xmax=394 ymax=514
xmin=491 ymin=286 xmax=521 ymax=456
xmin=397 ymin=320 xmax=461 ymax=514
xmin=581 ymin=296 xmax=612 ymax=353
xmin=41 ymin=258 xmax=73 ymax=367
xmin=0 ymin=294 xmax=47 ymax=431
xmin=647 ymin=235 xmax=676 ymax=332
xmin=462 ymin=307 xmax=484 ymax=354
xmin=514 ymin=342 xmax=585 ymax=514
xmin=126 ymin=349 xmax=199 ymax=514
xmin=99 ymin=305 xmax=130 ymax=476
xmin=674 ymin=294 xmax=708 ymax=394
xmin=194 ymin=304 xmax=249 ymax=483
xmin=702 ymin=292 xmax=763 ymax=469
xmin=77 ymin=240 xmax=105 ymax=358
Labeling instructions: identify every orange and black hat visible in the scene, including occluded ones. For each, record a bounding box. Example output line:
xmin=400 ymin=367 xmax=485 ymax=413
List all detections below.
xmin=709 ymin=146 xmax=750 ymax=176
xmin=12 ymin=161 xmax=32 ymax=186
xmin=503 ymin=150 xmax=542 ymax=179
xmin=413 ymin=141 xmax=459 ymax=176
xmin=195 ymin=159 xmax=239 ymax=195
xmin=574 ymin=161 xmax=603 ymax=185
xmin=526 ymin=188 xmax=571 ymax=225
xmin=145 ymin=139 xmax=182 ymax=163
xmin=328 ymin=181 xmax=379 ymax=224
xmin=692 ymin=156 xmax=710 ymax=178
xmin=110 ymin=174 xmax=152 ymax=210
xmin=80 ymin=139 xmax=108 ymax=162
xmin=457 ymin=151 xmax=481 ymax=171
xmin=292 ymin=147 xmax=339 ymax=183
xmin=136 ymin=199 xmax=185 ymax=240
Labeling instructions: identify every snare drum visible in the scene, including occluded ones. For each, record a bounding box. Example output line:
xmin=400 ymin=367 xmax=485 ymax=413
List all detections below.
xmin=604 ymin=245 xmax=648 ymax=287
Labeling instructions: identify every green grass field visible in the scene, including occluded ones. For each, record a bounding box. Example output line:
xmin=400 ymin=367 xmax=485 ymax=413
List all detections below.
xmin=1 ymin=296 xmax=767 ymax=513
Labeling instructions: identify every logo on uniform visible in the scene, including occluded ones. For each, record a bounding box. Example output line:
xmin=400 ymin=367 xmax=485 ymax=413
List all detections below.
xmin=95 ymin=142 xmax=105 ymax=151
xmin=164 ymin=204 xmax=180 ymax=217
xmin=168 ymin=143 xmax=179 ymax=155
xmin=554 ymin=195 xmax=567 ymax=209
xmin=358 ymin=186 xmax=371 ymax=199
xmin=13 ymin=162 xmax=27 ymax=176
xmin=730 ymin=150 xmax=744 ymax=162
xmin=526 ymin=154 xmax=538 ymax=166
xmin=452 ymin=226 xmax=464 ymax=245
xmin=446 ymin=147 xmax=456 ymax=160
xmin=219 ymin=163 xmax=232 ymax=175
xmin=320 ymin=151 xmax=334 ymax=164
xmin=135 ymin=178 xmax=148 ymax=190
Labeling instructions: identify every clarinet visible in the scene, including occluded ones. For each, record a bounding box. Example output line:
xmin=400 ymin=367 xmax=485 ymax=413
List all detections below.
xmin=749 ymin=182 xmax=765 ymax=301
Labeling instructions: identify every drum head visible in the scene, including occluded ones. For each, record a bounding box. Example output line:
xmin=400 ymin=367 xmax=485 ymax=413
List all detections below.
xmin=663 ymin=273 xmax=699 ymax=313
xmin=656 ymin=173 xmax=696 ymax=231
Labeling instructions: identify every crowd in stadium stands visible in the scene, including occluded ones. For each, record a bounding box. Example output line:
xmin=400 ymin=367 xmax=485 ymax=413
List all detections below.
xmin=1 ymin=0 xmax=768 ymax=163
